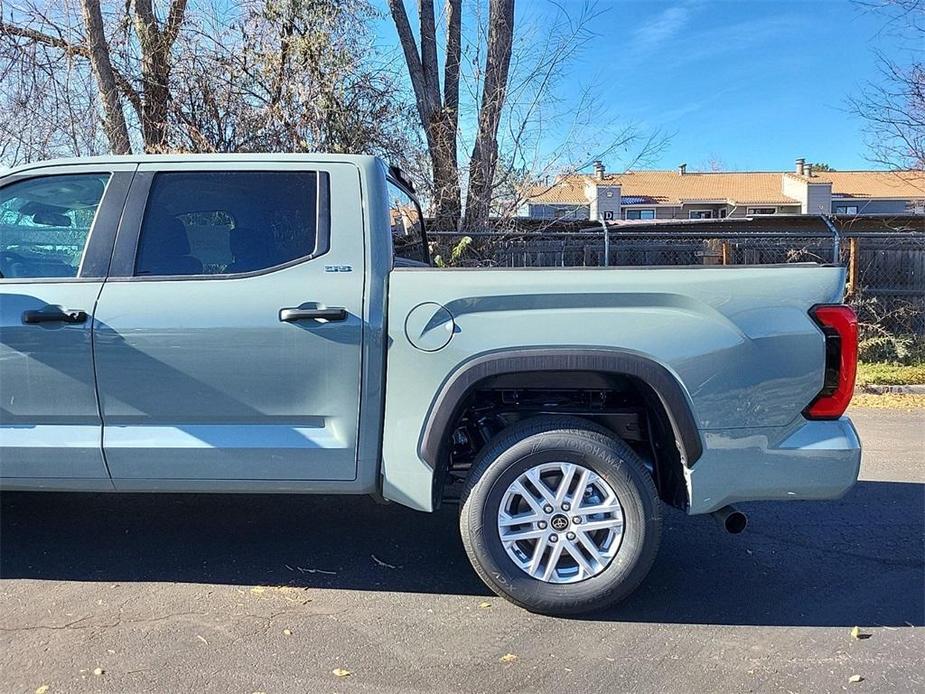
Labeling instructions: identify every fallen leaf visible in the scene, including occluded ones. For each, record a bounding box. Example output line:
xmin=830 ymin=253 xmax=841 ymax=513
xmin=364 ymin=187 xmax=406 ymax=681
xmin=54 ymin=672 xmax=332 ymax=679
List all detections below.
xmin=478 ymin=601 xmax=492 ymax=609
xmin=92 ymin=668 xmax=105 ymax=677
xmin=500 ymin=653 xmax=518 ymax=663
xmin=332 ymin=668 xmax=352 ymax=678
xmin=283 ymin=629 xmax=292 ymax=636
xmin=371 ymin=554 xmax=398 ymax=569
xmin=848 ymin=675 xmax=864 ymax=684
xmin=35 ymin=686 xmax=49 ymax=694
xmin=850 ymin=626 xmax=871 ymax=640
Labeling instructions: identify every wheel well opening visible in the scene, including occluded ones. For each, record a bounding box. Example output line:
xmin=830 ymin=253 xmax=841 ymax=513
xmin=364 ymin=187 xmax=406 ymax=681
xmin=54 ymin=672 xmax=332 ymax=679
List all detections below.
xmin=436 ymin=370 xmax=689 ymax=510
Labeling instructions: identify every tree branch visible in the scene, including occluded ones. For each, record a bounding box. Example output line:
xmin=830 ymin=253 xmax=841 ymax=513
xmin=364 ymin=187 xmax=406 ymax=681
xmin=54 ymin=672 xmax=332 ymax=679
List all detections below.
xmin=443 ymin=0 xmax=461 ymax=151
xmin=387 ymin=0 xmax=433 ymax=124
xmin=79 ymin=0 xmax=132 ymax=154
xmin=419 ymin=0 xmax=440 ymax=101
xmin=0 ymin=20 xmax=143 ymax=121
xmin=163 ymin=0 xmax=188 ymax=49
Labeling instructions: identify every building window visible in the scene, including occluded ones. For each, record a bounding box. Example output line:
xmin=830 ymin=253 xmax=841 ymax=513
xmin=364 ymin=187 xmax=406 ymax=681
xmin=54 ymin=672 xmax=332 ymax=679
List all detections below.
xmin=625 ymin=209 xmax=655 ymax=220
xmin=718 ymin=209 xmax=728 ymax=218
xmin=747 ymin=207 xmax=776 ymax=215
xmin=835 ymin=204 xmax=859 ymax=215
xmin=689 ymin=210 xmax=713 ymax=219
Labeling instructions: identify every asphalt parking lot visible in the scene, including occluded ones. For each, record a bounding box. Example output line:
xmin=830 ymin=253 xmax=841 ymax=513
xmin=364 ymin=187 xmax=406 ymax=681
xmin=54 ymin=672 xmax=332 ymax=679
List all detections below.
xmin=1 ymin=407 xmax=923 ymax=694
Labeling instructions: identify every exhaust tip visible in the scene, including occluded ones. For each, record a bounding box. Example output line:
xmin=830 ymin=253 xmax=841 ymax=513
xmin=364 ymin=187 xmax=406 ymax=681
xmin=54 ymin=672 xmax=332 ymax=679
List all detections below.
xmin=711 ymin=505 xmax=748 ymax=534
xmin=723 ymin=510 xmax=748 ymax=534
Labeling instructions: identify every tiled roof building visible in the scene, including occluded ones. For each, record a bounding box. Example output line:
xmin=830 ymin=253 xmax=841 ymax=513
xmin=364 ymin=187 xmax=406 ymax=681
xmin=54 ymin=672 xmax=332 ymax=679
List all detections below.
xmin=524 ymin=159 xmax=925 ymax=221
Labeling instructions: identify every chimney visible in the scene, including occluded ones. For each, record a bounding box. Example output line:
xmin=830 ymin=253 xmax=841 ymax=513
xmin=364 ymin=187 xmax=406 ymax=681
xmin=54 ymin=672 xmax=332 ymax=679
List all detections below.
xmin=678 ymin=163 xmax=687 ymax=176
xmin=795 ymin=158 xmax=805 ymax=176
xmin=593 ymin=160 xmax=605 ymax=180
xmin=805 ymin=163 xmax=813 ymax=178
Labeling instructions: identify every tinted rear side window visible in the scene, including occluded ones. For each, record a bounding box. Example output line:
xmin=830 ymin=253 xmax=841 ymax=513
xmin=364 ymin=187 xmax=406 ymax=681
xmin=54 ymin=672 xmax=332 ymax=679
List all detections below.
xmin=135 ymin=171 xmax=321 ymax=277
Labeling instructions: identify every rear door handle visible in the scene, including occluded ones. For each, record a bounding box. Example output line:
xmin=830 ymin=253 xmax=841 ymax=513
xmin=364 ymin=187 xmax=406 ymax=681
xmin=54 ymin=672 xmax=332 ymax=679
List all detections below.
xmin=279 ymin=307 xmax=347 ymax=322
xmin=22 ymin=308 xmax=88 ymax=324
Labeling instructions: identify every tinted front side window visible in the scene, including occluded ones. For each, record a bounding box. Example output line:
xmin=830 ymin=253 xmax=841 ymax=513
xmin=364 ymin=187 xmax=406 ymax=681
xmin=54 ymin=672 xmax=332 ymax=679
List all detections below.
xmin=0 ymin=174 xmax=109 ymax=279
xmin=135 ymin=171 xmax=319 ymax=277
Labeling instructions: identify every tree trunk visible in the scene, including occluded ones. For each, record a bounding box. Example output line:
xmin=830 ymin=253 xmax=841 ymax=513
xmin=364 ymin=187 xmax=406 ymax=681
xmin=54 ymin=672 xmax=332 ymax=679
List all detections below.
xmin=79 ymin=0 xmax=132 ymax=154
xmin=139 ymin=62 xmax=171 ymax=151
xmin=428 ymin=111 xmax=460 ymax=230
xmin=443 ymin=0 xmax=461 ymax=153
xmin=132 ymin=0 xmax=187 ymax=152
xmin=388 ymin=0 xmax=461 ymax=230
xmin=463 ymin=0 xmax=514 ymax=230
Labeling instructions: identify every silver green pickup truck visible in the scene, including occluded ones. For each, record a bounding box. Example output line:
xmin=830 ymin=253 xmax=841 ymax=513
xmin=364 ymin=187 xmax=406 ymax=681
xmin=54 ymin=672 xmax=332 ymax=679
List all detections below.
xmin=0 ymin=154 xmax=861 ymax=614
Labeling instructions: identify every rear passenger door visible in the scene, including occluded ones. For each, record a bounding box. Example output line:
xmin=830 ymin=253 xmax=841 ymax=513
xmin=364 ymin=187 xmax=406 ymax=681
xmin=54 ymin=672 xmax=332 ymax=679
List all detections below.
xmin=0 ymin=164 xmax=133 ymax=482
xmin=92 ymin=162 xmax=365 ymax=484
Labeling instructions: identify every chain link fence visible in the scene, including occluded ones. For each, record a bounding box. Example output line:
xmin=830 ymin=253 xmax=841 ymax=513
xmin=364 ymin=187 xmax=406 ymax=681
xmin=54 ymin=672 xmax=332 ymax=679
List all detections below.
xmin=836 ymin=229 xmax=924 ymax=359
xmin=429 ymin=215 xmax=925 ymax=356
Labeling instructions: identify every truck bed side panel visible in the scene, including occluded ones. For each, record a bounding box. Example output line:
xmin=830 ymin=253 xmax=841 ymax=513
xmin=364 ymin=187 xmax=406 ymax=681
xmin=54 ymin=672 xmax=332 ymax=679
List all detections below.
xmin=382 ymin=265 xmax=850 ymax=512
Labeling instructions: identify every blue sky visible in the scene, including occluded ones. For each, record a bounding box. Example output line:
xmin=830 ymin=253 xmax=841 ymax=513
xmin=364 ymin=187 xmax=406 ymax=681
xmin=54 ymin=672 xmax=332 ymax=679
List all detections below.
xmin=373 ymin=0 xmax=918 ymax=172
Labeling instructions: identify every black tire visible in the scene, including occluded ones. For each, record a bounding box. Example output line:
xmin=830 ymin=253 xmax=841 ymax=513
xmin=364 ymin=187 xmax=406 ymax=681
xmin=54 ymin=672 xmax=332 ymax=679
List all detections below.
xmin=459 ymin=415 xmax=662 ymax=616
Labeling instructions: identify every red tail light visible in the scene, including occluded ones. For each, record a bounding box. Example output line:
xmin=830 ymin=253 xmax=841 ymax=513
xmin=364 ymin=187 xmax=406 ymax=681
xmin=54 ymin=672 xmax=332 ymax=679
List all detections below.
xmin=804 ymin=305 xmax=858 ymax=420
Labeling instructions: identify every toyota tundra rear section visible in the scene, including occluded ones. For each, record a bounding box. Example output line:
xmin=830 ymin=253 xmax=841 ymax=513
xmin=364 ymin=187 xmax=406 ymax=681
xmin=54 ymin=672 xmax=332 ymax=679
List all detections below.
xmin=379 ymin=264 xmax=862 ymax=515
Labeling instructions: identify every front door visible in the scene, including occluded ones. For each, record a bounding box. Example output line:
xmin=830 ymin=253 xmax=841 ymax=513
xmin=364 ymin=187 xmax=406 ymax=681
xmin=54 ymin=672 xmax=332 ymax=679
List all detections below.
xmin=93 ymin=162 xmax=365 ymax=483
xmin=0 ymin=165 xmax=133 ymax=482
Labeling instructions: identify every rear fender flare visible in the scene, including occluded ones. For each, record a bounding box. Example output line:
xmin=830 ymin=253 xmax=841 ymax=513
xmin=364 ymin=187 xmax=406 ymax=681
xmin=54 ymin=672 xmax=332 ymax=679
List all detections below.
xmin=418 ymin=347 xmax=703 ymax=474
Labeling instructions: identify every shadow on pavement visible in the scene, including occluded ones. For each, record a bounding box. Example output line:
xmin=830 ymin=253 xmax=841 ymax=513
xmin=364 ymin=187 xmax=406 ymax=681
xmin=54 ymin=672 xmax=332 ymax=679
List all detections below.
xmin=1 ymin=480 xmax=922 ymax=627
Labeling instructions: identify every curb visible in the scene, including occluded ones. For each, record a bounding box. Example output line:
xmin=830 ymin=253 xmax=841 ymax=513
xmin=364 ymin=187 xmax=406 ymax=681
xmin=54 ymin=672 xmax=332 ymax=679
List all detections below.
xmin=861 ymin=384 xmax=925 ymax=395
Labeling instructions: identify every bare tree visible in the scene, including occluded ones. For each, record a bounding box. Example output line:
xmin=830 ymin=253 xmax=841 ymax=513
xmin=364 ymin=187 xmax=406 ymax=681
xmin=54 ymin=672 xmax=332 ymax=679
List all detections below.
xmin=387 ymin=0 xmax=463 ymax=230
xmin=0 ymin=0 xmax=188 ymax=153
xmin=848 ymin=54 xmax=925 ymax=170
xmin=462 ymin=0 xmax=514 ymax=230
xmin=389 ymin=0 xmax=664 ymax=229
xmin=131 ymin=0 xmax=188 ymax=150
xmin=0 ymin=0 xmax=422 ymax=166
xmin=0 ymin=26 xmax=103 ymax=164
xmin=474 ymin=2 xmax=668 ymax=227
xmin=166 ymin=1 xmax=421 ymax=161
xmin=850 ymin=0 xmax=925 ymax=170
xmin=700 ymin=154 xmax=726 ymax=172
xmin=79 ymin=0 xmax=130 ymax=153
